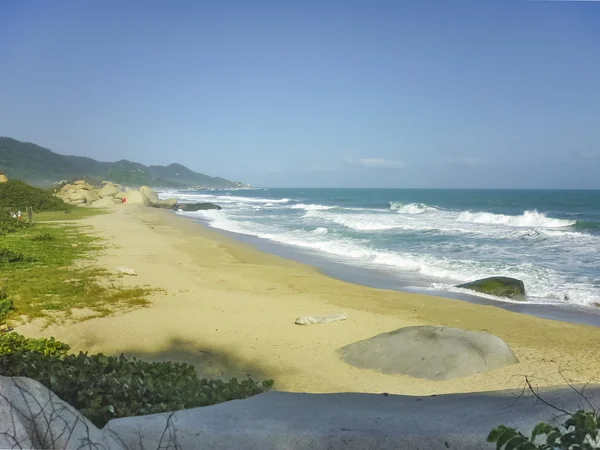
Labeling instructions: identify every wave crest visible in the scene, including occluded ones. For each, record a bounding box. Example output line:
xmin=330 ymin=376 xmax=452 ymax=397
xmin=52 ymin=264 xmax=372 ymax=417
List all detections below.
xmin=390 ymin=202 xmax=437 ymax=214
xmin=290 ymin=203 xmax=333 ymax=211
xmin=457 ymin=210 xmax=575 ymax=228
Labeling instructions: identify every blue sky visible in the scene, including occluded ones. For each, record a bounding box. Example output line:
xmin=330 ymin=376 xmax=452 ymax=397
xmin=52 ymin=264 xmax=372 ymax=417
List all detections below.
xmin=1 ymin=0 xmax=599 ymax=188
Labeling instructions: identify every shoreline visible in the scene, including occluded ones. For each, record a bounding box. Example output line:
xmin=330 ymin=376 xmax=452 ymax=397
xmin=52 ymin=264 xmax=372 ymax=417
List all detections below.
xmin=185 ymin=213 xmax=600 ymax=328
xmin=17 ymin=206 xmax=600 ymax=396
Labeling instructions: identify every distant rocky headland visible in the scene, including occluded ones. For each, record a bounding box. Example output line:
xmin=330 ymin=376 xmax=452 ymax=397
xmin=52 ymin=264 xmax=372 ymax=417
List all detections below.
xmin=55 ymin=180 xmax=222 ymax=211
xmin=0 ymin=136 xmax=249 ymax=189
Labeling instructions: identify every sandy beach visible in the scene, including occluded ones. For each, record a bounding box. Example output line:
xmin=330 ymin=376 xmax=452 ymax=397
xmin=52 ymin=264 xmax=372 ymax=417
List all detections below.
xmin=17 ymin=206 xmax=600 ymax=396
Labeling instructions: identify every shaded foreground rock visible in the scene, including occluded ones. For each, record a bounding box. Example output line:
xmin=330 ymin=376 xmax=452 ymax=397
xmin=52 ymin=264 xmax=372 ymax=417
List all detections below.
xmin=337 ymin=326 xmax=518 ymax=380
xmin=2 ymin=374 xmax=600 ymax=450
xmin=0 ymin=376 xmax=122 ymax=449
xmin=177 ymin=202 xmax=222 ymax=211
xmin=106 ymin=387 xmax=600 ymax=450
xmin=457 ymin=276 xmax=526 ymax=300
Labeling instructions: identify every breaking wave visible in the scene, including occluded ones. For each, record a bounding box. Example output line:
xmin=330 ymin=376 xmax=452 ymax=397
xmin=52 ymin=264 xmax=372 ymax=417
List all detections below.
xmin=457 ymin=210 xmax=575 ymax=228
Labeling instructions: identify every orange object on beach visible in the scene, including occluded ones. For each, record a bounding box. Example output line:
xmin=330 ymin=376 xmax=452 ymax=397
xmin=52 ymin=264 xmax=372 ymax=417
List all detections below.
xmin=121 ymin=197 xmax=127 ymax=203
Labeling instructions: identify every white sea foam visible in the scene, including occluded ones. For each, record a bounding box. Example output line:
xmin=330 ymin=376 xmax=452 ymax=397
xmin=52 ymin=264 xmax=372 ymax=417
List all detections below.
xmin=390 ymin=202 xmax=437 ymax=214
xmin=171 ymin=191 xmax=600 ymax=307
xmin=457 ymin=210 xmax=575 ymax=228
xmin=290 ymin=203 xmax=334 ymax=211
xmin=166 ymin=193 xmax=291 ymax=205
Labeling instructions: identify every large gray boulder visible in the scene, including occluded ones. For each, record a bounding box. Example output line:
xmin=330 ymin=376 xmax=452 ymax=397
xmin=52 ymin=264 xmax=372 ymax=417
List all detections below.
xmin=457 ymin=276 xmax=526 ymax=300
xmin=337 ymin=326 xmax=519 ymax=380
xmin=0 ymin=376 xmax=123 ymax=449
xmin=177 ymin=202 xmax=222 ymax=211
xmin=106 ymin=387 xmax=600 ymax=450
xmin=140 ymin=186 xmax=159 ymax=206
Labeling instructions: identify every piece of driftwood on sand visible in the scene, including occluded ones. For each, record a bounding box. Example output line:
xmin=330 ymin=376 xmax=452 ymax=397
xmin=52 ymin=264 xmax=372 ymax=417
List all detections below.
xmin=295 ymin=312 xmax=347 ymax=325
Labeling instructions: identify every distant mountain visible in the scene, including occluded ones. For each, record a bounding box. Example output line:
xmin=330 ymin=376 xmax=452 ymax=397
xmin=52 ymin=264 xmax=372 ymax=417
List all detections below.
xmin=0 ymin=137 xmax=247 ymax=188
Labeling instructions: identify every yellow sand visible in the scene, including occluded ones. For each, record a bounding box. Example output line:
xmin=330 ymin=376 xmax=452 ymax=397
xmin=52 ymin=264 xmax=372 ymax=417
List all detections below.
xmin=17 ymin=206 xmax=600 ymax=395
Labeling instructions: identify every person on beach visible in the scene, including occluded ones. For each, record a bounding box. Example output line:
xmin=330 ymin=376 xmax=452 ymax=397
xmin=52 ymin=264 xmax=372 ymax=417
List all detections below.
xmin=17 ymin=211 xmax=22 ymax=222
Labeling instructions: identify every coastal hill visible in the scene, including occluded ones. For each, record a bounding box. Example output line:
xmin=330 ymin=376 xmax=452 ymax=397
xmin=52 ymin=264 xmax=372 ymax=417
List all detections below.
xmin=0 ymin=137 xmax=246 ymax=189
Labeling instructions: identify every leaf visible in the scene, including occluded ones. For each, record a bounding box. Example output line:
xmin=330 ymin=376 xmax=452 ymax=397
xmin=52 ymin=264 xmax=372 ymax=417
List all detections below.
xmin=497 ymin=428 xmax=519 ymax=449
xmin=505 ymin=435 xmax=528 ymax=450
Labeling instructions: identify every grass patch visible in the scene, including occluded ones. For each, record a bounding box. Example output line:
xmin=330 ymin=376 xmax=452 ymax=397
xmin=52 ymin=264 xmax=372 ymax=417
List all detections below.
xmin=0 ymin=219 xmax=151 ymax=324
xmin=33 ymin=208 xmax=107 ymax=222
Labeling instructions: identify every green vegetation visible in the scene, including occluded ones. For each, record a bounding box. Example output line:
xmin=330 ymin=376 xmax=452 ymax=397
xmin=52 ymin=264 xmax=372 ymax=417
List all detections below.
xmin=0 ymin=179 xmax=69 ymax=212
xmin=488 ymin=411 xmax=600 ymax=449
xmin=0 ymin=136 xmax=243 ymax=188
xmin=0 ymin=332 xmax=274 ymax=427
xmin=0 ymin=180 xmax=148 ymax=324
xmin=0 ymin=178 xmax=272 ymax=429
xmin=33 ymin=208 xmax=106 ymax=222
xmin=0 ymin=221 xmax=150 ymax=322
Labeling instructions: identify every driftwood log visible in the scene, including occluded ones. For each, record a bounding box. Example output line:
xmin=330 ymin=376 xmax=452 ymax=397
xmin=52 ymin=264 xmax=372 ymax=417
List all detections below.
xmin=295 ymin=313 xmax=347 ymax=325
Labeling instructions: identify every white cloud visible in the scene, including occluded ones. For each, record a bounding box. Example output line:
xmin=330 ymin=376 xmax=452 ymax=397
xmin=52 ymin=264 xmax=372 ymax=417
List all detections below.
xmin=345 ymin=157 xmax=406 ymax=169
xmin=437 ymin=156 xmax=488 ymax=167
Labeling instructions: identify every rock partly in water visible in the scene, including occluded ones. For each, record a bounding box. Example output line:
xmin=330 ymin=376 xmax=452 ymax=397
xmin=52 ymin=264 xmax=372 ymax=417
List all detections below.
xmin=140 ymin=186 xmax=159 ymax=206
xmin=457 ymin=276 xmax=526 ymax=300
xmin=154 ymin=198 xmax=178 ymax=209
xmin=177 ymin=202 xmax=222 ymax=211
xmin=337 ymin=326 xmax=519 ymax=380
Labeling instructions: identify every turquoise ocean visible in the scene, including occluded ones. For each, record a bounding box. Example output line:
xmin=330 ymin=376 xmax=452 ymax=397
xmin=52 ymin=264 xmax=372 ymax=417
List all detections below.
xmin=158 ymin=188 xmax=600 ymax=309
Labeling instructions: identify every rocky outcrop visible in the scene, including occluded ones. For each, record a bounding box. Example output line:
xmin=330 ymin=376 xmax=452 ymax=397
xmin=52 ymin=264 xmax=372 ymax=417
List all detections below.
xmin=140 ymin=186 xmax=159 ymax=205
xmin=122 ymin=190 xmax=149 ymax=206
xmin=53 ymin=181 xmax=218 ymax=211
xmin=68 ymin=190 xmax=87 ymax=202
xmin=98 ymin=185 xmax=119 ymax=198
xmin=177 ymin=202 xmax=222 ymax=211
xmin=155 ymin=198 xmax=178 ymax=209
xmin=337 ymin=326 xmax=519 ymax=380
xmin=457 ymin=276 xmax=526 ymax=300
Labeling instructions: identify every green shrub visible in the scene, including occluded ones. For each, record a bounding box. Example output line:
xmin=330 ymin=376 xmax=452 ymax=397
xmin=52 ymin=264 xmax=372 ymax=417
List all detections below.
xmin=488 ymin=411 xmax=600 ymax=449
xmin=0 ymin=332 xmax=69 ymax=357
xmin=0 ymin=332 xmax=274 ymax=427
xmin=30 ymin=232 xmax=55 ymax=241
xmin=0 ymin=179 xmax=70 ymax=212
xmin=0 ymin=288 xmax=13 ymax=324
xmin=0 ymin=247 xmax=34 ymax=264
xmin=0 ymin=210 xmax=33 ymax=235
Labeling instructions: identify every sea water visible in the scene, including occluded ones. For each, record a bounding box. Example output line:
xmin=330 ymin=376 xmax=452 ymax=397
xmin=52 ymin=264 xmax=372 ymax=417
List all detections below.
xmin=159 ymin=188 xmax=600 ymax=308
